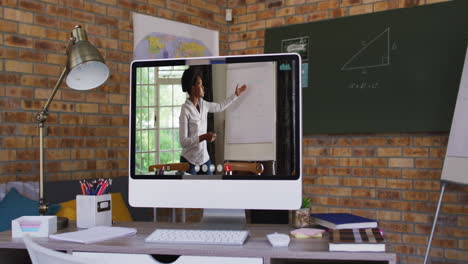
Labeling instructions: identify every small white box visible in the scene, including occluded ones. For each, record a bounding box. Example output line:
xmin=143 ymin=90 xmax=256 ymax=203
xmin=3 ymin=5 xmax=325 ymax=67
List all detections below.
xmin=76 ymin=194 xmax=112 ymax=228
xmin=12 ymin=216 xmax=57 ymax=238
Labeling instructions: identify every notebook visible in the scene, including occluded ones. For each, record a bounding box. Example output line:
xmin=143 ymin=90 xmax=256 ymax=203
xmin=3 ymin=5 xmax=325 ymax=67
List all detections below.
xmin=329 ymin=228 xmax=385 ymax=252
xmin=311 ymin=213 xmax=377 ymax=229
xmin=49 ymin=226 xmax=137 ymax=244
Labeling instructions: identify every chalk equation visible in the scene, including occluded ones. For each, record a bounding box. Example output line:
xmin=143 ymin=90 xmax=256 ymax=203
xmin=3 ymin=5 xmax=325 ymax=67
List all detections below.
xmin=347 ymin=81 xmax=380 ymax=89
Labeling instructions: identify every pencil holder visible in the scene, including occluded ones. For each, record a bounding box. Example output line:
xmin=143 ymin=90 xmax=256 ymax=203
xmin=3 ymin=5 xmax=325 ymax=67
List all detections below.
xmin=76 ymin=194 xmax=112 ymax=228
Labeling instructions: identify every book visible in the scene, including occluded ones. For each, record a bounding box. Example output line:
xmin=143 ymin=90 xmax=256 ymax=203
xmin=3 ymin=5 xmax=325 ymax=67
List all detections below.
xmin=329 ymin=228 xmax=385 ymax=252
xmin=290 ymin=228 xmax=325 ymax=238
xmin=310 ymin=213 xmax=377 ymax=229
xmin=49 ymin=226 xmax=137 ymax=244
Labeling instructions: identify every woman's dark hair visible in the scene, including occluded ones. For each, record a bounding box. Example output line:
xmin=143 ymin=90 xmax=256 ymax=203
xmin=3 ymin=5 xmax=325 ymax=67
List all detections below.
xmin=181 ymin=66 xmax=202 ymax=95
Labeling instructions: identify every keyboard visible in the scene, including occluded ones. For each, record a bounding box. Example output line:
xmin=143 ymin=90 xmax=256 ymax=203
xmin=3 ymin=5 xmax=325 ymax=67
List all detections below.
xmin=145 ymin=229 xmax=249 ymax=245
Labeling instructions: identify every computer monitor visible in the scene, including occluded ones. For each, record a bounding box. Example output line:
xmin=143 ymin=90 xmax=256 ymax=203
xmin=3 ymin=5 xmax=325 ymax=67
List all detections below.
xmin=129 ymin=54 xmax=302 ymax=227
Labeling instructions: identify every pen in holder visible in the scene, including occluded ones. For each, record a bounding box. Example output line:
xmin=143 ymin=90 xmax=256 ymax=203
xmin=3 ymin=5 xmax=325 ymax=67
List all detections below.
xmin=76 ymin=194 xmax=112 ymax=228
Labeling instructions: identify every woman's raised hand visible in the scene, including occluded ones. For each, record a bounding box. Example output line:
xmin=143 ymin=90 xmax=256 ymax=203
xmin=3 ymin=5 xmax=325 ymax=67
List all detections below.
xmin=235 ymin=84 xmax=247 ymax=96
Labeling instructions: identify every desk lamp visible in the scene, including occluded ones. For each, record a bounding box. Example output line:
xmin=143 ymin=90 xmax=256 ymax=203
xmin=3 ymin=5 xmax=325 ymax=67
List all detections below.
xmin=36 ymin=25 xmax=109 ymax=217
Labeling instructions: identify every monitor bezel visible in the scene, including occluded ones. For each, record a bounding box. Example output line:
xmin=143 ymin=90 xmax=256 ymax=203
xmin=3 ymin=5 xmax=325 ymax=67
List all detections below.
xmin=129 ymin=53 xmax=301 ymax=181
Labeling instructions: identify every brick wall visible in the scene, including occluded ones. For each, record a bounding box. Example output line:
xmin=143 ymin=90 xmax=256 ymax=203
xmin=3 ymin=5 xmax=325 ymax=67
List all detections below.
xmin=225 ymin=0 xmax=467 ymax=263
xmin=1 ymin=0 xmax=467 ymax=263
xmin=0 ymin=0 xmax=227 ymax=183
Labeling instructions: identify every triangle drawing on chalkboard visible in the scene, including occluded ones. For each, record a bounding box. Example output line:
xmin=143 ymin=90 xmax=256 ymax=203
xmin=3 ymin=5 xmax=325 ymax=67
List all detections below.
xmin=341 ymin=28 xmax=391 ymax=71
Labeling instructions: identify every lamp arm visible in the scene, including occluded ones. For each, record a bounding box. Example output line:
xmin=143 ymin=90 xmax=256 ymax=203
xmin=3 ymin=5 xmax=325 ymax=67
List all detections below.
xmin=36 ymin=37 xmax=75 ymax=123
xmin=36 ymin=68 xmax=69 ymax=123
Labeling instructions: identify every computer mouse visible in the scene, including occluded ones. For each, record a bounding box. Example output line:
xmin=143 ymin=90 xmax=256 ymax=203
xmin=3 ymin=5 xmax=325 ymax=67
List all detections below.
xmin=267 ymin=232 xmax=290 ymax=247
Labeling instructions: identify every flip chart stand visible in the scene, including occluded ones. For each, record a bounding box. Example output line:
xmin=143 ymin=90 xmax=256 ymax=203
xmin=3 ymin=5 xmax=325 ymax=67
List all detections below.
xmin=423 ymin=181 xmax=447 ymax=264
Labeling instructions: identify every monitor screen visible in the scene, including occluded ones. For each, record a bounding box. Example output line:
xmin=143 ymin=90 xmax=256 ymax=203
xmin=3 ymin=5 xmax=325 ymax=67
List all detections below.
xmin=129 ymin=54 xmax=302 ymax=210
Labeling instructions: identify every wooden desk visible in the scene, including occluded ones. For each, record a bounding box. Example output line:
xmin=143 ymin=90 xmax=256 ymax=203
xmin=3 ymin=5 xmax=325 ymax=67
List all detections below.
xmin=0 ymin=222 xmax=396 ymax=264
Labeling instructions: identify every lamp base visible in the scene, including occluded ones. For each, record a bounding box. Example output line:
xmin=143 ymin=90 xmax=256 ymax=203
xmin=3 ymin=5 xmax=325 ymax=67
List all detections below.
xmin=57 ymin=216 xmax=69 ymax=230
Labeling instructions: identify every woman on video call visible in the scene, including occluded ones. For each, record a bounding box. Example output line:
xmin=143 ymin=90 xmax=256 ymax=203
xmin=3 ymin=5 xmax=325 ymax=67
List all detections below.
xmin=179 ymin=66 xmax=247 ymax=175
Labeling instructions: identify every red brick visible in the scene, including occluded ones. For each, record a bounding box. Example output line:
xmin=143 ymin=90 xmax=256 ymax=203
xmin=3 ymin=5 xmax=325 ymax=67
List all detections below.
xmin=276 ymin=6 xmax=295 ymax=16
xmin=247 ymin=3 xmax=265 ymax=13
xmin=19 ymin=0 xmax=45 ymax=11
xmin=267 ymin=1 xmax=282 ymax=8
xmin=349 ymin=4 xmax=373 ymax=15
xmin=330 ymin=7 xmax=346 ymax=17
xmin=377 ymin=190 xmax=401 ymax=200
xmin=341 ymin=197 xmax=363 ymax=207
xmin=402 ymin=212 xmax=429 ymax=223
xmin=384 ymin=222 xmax=415 ymax=233
xmin=19 ymin=50 xmax=46 ymax=62
xmin=33 ymin=63 xmax=60 ymax=76
xmin=248 ymin=20 xmax=266 ymax=30
xmin=34 ymin=40 xmax=65 ymax=52
xmin=429 ymin=148 xmax=446 ymax=158
xmin=389 ymin=158 xmax=414 ymax=168
xmin=295 ymin=4 xmax=316 ymax=13
xmin=75 ymin=103 xmax=99 ymax=113
xmin=387 ymin=179 xmax=412 ymax=189
xmin=0 ymin=98 xmax=21 ymax=109
xmin=402 ymin=169 xmax=440 ymax=180
xmin=315 ymin=196 xmax=340 ymax=206
xmin=352 ymin=168 xmax=374 ymax=177
xmin=0 ymin=19 xmax=17 ymax=33
xmin=330 ymin=147 xmax=352 ymax=156
xmin=5 ymin=34 xmax=32 ymax=48
xmin=329 ymin=187 xmax=351 ymax=196
xmin=342 ymin=0 xmax=361 ymax=6
xmin=363 ymin=158 xmax=386 ymax=167
xmin=306 ymin=147 xmax=328 ymax=156
xmin=307 ymin=11 xmax=328 ymax=21
xmin=4 ymin=7 xmax=33 ymax=23
xmin=377 ymin=211 xmax=401 ymax=221
xmin=403 ymin=147 xmax=429 ymax=157
xmin=415 ymin=158 xmax=442 ymax=169
xmin=375 ymin=168 xmax=401 ymax=178
xmin=72 ymin=9 xmax=95 ymax=23
xmin=377 ymin=147 xmax=402 ymax=156
xmin=351 ymin=188 xmax=375 ymax=198
xmin=46 ymin=149 xmax=70 ymax=160
xmin=413 ymin=136 xmax=443 ymax=146
xmin=442 ymin=204 xmax=468 ymax=215
xmin=317 ymin=176 xmax=340 ymax=185
xmin=413 ymin=180 xmax=439 ymax=191
xmin=352 ymin=147 xmax=375 ymax=156
xmin=343 ymin=178 xmax=362 ymax=186
xmin=0 ymin=150 xmax=16 ymax=161
xmin=17 ymin=124 xmax=37 ymax=135
xmin=317 ymin=157 xmax=339 ymax=166
xmin=459 ymin=216 xmax=468 ymax=227
xmin=0 ymin=47 xmax=19 ymax=59
xmin=4 ymin=111 xmax=33 ymax=123
xmin=403 ymin=191 xmax=429 ymax=201
xmin=362 ymin=178 xmax=386 ymax=188
xmin=339 ymin=157 xmax=362 ymax=167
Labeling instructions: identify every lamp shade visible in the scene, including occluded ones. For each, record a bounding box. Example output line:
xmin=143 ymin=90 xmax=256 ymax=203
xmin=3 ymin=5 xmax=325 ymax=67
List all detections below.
xmin=65 ymin=26 xmax=109 ymax=90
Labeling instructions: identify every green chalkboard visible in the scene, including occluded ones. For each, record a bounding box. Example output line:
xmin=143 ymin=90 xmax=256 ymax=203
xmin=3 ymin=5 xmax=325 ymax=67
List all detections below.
xmin=265 ymin=1 xmax=468 ymax=134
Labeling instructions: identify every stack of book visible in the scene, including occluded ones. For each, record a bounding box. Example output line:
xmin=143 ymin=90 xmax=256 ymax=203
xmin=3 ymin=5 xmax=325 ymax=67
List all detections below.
xmin=310 ymin=213 xmax=385 ymax=252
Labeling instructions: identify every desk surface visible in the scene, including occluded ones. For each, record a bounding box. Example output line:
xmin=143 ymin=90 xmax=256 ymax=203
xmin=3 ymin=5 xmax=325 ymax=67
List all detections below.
xmin=0 ymin=222 xmax=396 ymax=264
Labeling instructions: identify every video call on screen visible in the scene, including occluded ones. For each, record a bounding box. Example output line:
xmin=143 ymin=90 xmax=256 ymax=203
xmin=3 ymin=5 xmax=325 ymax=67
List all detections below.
xmin=132 ymin=58 xmax=299 ymax=179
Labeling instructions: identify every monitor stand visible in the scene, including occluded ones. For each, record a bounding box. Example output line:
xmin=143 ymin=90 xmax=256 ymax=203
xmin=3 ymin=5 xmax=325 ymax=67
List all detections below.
xmin=198 ymin=209 xmax=246 ymax=230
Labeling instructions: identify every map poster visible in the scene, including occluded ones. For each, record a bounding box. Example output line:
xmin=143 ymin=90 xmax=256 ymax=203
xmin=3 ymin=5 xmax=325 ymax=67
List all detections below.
xmin=133 ymin=12 xmax=219 ymax=60
xmin=281 ymin=36 xmax=309 ymax=61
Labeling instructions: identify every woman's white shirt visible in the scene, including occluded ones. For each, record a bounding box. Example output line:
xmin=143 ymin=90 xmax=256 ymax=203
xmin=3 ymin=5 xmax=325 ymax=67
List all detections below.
xmin=179 ymin=94 xmax=238 ymax=165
